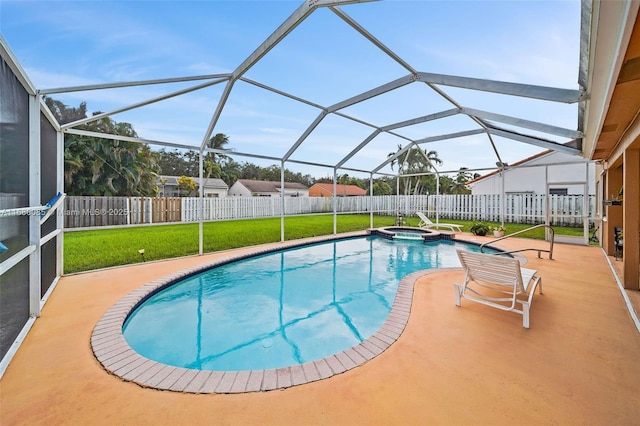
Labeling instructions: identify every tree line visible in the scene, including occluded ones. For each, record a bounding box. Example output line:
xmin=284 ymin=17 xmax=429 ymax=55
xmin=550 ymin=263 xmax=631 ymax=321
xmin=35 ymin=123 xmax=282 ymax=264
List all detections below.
xmin=48 ymin=98 xmax=478 ymax=197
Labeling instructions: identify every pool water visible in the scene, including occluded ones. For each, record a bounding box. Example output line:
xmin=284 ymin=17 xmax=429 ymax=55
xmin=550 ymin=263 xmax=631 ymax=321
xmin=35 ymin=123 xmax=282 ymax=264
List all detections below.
xmin=123 ymin=236 xmax=495 ymax=371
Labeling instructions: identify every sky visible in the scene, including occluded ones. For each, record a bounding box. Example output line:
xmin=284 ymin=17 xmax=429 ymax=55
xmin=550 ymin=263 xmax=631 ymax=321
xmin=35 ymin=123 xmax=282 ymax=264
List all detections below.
xmin=1 ymin=0 xmax=583 ymax=179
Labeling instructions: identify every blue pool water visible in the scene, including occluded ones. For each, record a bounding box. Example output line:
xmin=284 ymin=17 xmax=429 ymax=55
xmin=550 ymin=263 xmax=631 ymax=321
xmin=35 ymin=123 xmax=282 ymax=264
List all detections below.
xmin=123 ymin=236 xmax=496 ymax=371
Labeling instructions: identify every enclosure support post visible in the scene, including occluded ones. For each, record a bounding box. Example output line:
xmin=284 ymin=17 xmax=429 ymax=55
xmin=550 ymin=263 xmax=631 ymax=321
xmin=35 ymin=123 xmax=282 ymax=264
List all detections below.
xmin=56 ymin=130 xmax=64 ymax=276
xmin=198 ymin=150 xmax=203 ymax=255
xmin=281 ymin=161 xmax=286 ymax=242
xmin=501 ymin=168 xmax=506 ymax=227
xmin=544 ymin=165 xmax=550 ymax=240
xmin=369 ymin=173 xmax=374 ymax=228
xmin=28 ymin=94 xmax=41 ymax=317
xmin=435 ymin=173 xmax=440 ymax=223
xmin=333 ymin=169 xmax=338 ymax=235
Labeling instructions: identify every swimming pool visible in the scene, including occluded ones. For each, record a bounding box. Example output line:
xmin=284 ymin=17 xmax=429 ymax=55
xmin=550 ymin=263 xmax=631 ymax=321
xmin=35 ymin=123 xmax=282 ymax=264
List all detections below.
xmin=121 ymin=236 xmax=497 ymax=373
xmin=91 ymin=230 xmax=508 ymax=393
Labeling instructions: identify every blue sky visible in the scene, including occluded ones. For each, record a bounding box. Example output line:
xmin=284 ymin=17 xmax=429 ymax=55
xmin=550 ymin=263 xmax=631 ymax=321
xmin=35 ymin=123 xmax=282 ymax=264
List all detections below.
xmin=1 ymin=0 xmax=582 ymax=179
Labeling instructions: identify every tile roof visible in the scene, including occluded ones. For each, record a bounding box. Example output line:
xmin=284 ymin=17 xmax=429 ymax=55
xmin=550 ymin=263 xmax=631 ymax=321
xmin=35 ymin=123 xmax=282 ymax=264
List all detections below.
xmin=310 ymin=183 xmax=367 ymax=196
xmin=158 ymin=175 xmax=228 ymax=188
xmin=238 ymin=179 xmax=308 ymax=193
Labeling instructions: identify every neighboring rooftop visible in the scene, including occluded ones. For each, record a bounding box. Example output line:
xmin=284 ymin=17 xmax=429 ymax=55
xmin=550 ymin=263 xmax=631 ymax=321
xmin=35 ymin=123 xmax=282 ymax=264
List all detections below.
xmin=157 ymin=175 xmax=228 ymax=188
xmin=235 ymin=180 xmax=308 ymax=193
xmin=309 ymin=183 xmax=366 ymax=197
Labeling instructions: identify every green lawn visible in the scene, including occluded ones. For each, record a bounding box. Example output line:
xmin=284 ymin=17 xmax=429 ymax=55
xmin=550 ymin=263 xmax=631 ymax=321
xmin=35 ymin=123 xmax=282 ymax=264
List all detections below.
xmin=63 ymin=214 xmax=587 ymax=273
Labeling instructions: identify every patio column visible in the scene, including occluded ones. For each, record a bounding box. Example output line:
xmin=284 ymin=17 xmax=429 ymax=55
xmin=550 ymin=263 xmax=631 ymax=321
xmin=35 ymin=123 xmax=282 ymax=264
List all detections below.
xmin=622 ymin=147 xmax=639 ymax=290
xmin=604 ymin=164 xmax=623 ymax=255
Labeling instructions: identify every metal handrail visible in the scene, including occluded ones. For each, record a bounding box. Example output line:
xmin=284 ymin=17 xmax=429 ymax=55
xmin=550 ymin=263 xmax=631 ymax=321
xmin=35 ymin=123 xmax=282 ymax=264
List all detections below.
xmin=480 ymin=224 xmax=555 ymax=259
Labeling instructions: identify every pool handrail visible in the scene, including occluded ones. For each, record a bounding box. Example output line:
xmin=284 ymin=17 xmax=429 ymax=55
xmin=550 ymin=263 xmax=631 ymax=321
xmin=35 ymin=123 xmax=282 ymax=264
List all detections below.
xmin=480 ymin=224 xmax=555 ymax=260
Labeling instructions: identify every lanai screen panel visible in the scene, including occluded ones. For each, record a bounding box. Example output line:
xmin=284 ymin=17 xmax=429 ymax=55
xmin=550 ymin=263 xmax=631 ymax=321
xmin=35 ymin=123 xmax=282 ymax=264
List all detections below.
xmin=0 ymin=57 xmax=31 ymax=361
xmin=40 ymin=113 xmax=58 ymax=297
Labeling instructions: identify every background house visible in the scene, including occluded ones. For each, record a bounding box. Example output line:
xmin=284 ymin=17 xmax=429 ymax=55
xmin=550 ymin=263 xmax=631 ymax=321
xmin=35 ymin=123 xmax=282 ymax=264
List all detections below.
xmin=466 ymin=151 xmax=596 ymax=195
xmin=228 ymin=179 xmax=309 ymax=197
xmin=309 ymin=183 xmax=366 ymax=197
xmin=156 ymin=175 xmax=228 ymax=197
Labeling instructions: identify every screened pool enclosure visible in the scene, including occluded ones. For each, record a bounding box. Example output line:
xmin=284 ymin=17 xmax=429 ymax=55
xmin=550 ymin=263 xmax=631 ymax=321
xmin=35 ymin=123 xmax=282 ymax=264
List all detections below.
xmin=0 ymin=0 xmax=598 ymax=376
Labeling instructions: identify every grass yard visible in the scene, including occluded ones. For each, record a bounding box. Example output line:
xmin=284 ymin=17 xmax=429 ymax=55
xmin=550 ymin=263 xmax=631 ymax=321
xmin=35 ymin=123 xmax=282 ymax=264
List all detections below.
xmin=63 ymin=214 xmax=587 ymax=273
xmin=64 ymin=214 xmax=395 ymax=273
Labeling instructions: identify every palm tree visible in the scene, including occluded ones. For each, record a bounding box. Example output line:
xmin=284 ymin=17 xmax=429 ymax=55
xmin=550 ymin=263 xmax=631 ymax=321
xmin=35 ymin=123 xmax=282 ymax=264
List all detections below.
xmin=207 ymin=133 xmax=231 ymax=163
xmin=388 ymin=145 xmax=442 ymax=195
xmin=61 ymin=113 xmax=160 ymax=196
xmin=438 ymin=175 xmax=454 ymax=194
xmin=451 ymin=167 xmax=473 ymax=194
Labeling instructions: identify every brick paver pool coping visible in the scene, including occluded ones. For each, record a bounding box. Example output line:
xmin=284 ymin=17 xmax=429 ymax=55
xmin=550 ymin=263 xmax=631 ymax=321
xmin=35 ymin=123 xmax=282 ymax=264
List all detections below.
xmin=91 ymin=231 xmax=517 ymax=393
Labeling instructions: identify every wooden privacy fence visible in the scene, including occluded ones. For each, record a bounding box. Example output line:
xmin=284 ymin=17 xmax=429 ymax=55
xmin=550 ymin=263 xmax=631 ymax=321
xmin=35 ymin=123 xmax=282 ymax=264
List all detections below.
xmin=64 ymin=194 xmax=595 ymax=228
xmin=64 ymin=197 xmax=181 ymax=228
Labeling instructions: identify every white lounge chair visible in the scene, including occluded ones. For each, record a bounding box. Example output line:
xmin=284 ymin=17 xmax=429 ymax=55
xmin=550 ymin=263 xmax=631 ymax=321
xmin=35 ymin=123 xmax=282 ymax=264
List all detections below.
xmin=416 ymin=212 xmax=463 ymax=232
xmin=454 ymin=249 xmax=542 ymax=328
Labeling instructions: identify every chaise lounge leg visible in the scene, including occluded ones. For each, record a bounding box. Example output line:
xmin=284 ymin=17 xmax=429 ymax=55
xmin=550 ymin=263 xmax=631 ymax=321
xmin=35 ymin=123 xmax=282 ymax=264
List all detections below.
xmin=453 ymin=284 xmax=462 ymax=307
xmin=522 ymin=303 xmax=530 ymax=329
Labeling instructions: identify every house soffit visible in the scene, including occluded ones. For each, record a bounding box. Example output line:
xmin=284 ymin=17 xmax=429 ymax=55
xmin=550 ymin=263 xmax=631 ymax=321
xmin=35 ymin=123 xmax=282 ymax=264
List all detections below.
xmin=593 ymin=4 xmax=640 ymax=162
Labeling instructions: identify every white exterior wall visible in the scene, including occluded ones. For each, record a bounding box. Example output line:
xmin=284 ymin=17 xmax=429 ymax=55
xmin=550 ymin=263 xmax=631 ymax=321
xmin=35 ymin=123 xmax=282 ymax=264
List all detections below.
xmin=469 ymin=152 xmax=596 ymax=195
xmin=203 ymin=187 xmax=227 ymax=197
xmin=227 ymin=182 xmax=309 ymax=197
xmin=228 ymin=182 xmax=252 ymax=196
xmin=282 ymin=188 xmax=309 ymax=197
xmin=254 ymin=191 xmax=278 ymax=197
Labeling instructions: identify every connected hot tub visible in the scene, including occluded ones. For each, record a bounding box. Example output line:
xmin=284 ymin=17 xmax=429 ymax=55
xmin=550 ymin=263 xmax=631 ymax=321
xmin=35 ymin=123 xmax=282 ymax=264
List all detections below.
xmin=369 ymin=227 xmax=452 ymax=242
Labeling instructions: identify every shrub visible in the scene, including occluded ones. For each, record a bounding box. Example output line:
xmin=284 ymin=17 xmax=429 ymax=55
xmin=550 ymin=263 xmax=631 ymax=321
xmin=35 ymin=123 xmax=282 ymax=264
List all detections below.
xmin=470 ymin=221 xmax=490 ymax=236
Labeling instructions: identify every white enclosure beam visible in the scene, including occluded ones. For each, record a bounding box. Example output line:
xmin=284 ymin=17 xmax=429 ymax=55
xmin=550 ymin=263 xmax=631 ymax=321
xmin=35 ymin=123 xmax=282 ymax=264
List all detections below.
xmin=417 ymin=72 xmax=586 ymax=103
xmin=199 ymin=3 xmax=370 ymax=150
xmin=39 ymin=99 xmax=61 ymax=131
xmin=372 ymin=143 xmax=414 ymax=174
xmin=461 ymin=108 xmax=582 ymax=139
xmin=0 ymin=35 xmax=36 ymax=95
xmin=328 ymin=74 xmax=416 ymax=111
xmin=380 ymin=109 xmax=460 ymax=131
xmin=239 ymin=77 xmax=325 ymax=110
xmin=65 ymin=129 xmax=201 ymax=151
xmin=461 ymin=107 xmax=583 ymax=139
xmin=485 ymin=132 xmax=506 ymax=171
xmin=200 ymin=0 xmax=325 ymax=150
xmin=39 ymin=74 xmax=232 ymax=95
xmin=339 ymin=165 xmax=382 ymax=175
xmin=61 ymin=78 xmax=228 ymax=130
xmin=330 ymin=6 xmax=416 ymax=74
xmin=335 ymin=130 xmax=381 ymax=168
xmin=334 ymin=109 xmax=461 ymax=170
xmin=487 ymin=127 xmax=583 ymax=155
xmin=283 ymin=111 xmax=329 ymax=161
xmin=231 ymin=1 xmax=364 ymax=81
xmin=414 ymin=129 xmax=485 ymax=145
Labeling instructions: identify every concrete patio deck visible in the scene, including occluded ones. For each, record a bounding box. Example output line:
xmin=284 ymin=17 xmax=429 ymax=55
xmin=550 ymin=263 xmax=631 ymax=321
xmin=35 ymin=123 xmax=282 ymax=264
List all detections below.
xmin=1 ymin=235 xmax=639 ymax=425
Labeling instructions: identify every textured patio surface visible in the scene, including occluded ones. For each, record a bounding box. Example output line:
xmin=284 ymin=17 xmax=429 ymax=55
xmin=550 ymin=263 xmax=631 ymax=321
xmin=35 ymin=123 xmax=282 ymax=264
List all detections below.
xmin=1 ymin=234 xmax=639 ymax=425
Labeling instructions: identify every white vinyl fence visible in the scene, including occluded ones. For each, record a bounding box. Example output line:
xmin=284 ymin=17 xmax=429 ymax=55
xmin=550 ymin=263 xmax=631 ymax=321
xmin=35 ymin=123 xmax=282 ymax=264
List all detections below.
xmin=64 ymin=194 xmax=595 ymax=229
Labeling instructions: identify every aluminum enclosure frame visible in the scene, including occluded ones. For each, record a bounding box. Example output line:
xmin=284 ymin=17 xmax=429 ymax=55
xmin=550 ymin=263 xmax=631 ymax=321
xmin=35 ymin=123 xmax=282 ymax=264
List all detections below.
xmin=0 ymin=0 xmax=603 ymax=377
xmin=4 ymin=0 xmax=591 ymax=251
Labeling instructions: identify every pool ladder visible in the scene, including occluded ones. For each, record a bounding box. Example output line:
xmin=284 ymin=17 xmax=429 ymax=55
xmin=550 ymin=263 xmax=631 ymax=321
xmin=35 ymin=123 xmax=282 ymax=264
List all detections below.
xmin=480 ymin=224 xmax=555 ymax=260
